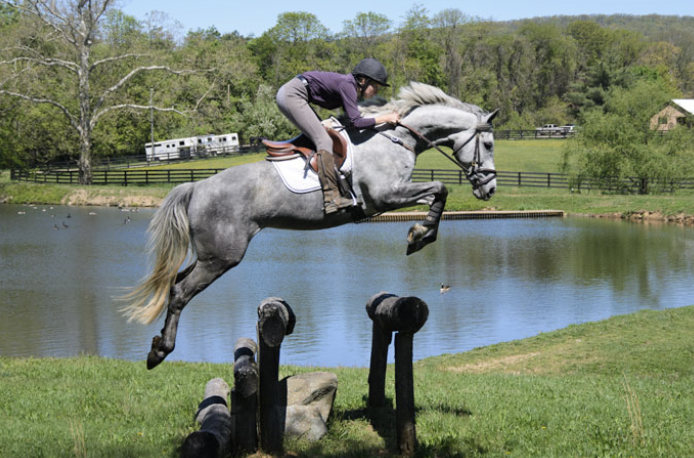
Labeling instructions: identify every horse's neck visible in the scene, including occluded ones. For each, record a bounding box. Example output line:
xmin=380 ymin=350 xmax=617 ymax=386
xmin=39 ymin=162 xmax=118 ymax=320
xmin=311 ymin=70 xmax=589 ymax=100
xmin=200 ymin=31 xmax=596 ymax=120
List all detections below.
xmin=402 ymin=106 xmax=465 ymax=154
xmin=402 ymin=106 xmax=455 ymax=156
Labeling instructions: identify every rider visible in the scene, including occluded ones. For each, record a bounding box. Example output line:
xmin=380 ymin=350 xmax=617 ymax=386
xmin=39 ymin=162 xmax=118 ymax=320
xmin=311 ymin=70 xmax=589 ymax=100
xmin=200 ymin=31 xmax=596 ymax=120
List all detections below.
xmin=276 ymin=58 xmax=400 ymax=214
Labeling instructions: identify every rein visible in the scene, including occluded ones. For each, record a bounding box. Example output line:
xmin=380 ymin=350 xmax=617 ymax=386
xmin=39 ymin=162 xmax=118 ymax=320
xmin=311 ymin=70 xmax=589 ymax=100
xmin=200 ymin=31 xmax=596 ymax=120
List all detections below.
xmin=396 ymin=121 xmax=497 ymax=188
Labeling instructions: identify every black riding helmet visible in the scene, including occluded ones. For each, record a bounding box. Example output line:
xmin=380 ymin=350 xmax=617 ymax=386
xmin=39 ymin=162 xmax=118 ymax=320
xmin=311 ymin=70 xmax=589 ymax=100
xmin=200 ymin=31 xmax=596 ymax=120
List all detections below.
xmin=352 ymin=58 xmax=390 ymax=87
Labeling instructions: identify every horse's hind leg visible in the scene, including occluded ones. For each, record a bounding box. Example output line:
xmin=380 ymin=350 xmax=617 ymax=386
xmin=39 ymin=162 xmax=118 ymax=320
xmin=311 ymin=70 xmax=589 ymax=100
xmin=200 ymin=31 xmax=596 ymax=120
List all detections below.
xmin=147 ymin=257 xmax=234 ymax=369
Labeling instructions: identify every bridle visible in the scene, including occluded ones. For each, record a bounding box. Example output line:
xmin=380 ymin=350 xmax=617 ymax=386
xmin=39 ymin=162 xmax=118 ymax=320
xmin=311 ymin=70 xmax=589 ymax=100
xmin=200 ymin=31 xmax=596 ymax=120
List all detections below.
xmin=396 ymin=121 xmax=497 ymax=189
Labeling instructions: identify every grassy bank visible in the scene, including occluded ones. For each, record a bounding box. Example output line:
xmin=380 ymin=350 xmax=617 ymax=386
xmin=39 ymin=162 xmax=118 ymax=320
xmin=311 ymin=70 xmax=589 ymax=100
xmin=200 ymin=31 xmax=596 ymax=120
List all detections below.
xmin=1 ymin=306 xmax=693 ymax=457
xmin=3 ymin=140 xmax=694 ymax=218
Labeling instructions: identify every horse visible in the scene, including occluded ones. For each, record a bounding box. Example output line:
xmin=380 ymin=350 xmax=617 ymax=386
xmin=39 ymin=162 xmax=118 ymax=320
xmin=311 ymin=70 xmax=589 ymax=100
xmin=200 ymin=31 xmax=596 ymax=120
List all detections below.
xmin=122 ymin=82 xmax=498 ymax=369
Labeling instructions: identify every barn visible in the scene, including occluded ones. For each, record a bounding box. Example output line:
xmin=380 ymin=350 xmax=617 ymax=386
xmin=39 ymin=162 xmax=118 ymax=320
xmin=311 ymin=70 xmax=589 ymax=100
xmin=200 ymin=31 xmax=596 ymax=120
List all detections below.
xmin=650 ymin=99 xmax=694 ymax=131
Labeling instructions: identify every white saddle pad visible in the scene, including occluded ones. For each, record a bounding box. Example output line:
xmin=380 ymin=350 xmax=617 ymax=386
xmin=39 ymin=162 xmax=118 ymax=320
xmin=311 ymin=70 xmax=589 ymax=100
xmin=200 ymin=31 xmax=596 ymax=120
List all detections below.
xmin=271 ymin=121 xmax=354 ymax=194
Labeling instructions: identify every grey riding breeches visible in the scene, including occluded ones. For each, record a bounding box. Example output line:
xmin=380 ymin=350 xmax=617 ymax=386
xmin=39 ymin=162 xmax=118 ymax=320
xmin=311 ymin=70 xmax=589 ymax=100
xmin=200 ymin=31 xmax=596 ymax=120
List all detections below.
xmin=276 ymin=77 xmax=333 ymax=152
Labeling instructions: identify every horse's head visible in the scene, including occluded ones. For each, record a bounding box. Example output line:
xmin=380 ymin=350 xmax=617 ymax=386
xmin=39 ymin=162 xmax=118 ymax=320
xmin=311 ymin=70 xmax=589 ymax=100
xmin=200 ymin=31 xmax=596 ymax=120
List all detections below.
xmin=379 ymin=82 xmax=499 ymax=201
xmin=449 ymin=108 xmax=499 ymax=201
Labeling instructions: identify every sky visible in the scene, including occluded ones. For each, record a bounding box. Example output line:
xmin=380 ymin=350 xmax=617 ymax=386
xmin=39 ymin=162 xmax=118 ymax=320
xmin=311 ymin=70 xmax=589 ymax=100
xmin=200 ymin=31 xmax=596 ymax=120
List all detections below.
xmin=120 ymin=0 xmax=694 ymax=38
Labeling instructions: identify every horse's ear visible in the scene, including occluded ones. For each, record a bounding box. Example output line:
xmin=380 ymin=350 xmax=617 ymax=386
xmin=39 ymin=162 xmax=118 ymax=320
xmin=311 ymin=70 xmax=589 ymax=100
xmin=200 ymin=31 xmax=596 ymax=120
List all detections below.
xmin=485 ymin=109 xmax=500 ymax=123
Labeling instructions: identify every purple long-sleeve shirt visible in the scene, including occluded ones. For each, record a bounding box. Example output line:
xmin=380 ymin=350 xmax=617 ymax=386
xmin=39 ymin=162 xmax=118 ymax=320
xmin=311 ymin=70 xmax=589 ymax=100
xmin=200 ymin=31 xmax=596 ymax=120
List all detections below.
xmin=301 ymin=71 xmax=376 ymax=130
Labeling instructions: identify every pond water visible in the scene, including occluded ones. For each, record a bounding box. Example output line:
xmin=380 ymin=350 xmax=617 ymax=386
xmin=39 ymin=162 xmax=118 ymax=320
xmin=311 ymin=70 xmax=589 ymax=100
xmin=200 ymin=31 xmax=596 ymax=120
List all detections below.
xmin=1 ymin=204 xmax=693 ymax=368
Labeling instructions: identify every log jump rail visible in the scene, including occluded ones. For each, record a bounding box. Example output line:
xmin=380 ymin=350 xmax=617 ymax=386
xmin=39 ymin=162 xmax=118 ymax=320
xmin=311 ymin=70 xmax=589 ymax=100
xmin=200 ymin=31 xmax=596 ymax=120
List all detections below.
xmin=182 ymin=293 xmax=429 ymax=457
xmin=232 ymin=337 xmax=259 ymax=454
xmin=257 ymin=297 xmax=295 ymax=455
xmin=366 ymin=292 xmax=430 ymax=457
xmin=181 ymin=378 xmax=233 ymax=458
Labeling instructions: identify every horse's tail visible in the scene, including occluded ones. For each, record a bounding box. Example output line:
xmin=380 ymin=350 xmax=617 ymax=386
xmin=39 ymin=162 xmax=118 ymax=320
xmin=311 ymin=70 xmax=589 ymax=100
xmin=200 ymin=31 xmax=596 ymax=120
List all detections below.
xmin=120 ymin=183 xmax=195 ymax=325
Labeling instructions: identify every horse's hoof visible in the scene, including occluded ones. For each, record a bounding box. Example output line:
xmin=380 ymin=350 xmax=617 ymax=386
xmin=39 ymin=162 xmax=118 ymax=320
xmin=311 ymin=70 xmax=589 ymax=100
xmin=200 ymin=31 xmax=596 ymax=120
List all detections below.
xmin=406 ymin=241 xmax=425 ymax=256
xmin=407 ymin=223 xmax=426 ymax=244
xmin=406 ymin=229 xmax=437 ymax=255
xmin=422 ymin=229 xmax=437 ymax=244
xmin=146 ymin=335 xmax=167 ymax=370
xmin=146 ymin=350 xmax=165 ymax=370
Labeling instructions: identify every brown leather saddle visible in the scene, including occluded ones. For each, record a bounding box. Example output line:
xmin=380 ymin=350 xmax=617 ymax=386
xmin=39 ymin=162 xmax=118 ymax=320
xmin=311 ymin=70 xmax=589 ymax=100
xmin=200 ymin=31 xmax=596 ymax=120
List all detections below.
xmin=262 ymin=127 xmax=348 ymax=172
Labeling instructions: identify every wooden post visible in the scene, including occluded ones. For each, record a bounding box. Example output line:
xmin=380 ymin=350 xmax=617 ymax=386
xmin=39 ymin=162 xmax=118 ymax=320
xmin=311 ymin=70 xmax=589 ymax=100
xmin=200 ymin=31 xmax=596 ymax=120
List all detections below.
xmin=365 ymin=292 xmax=428 ymax=457
xmin=231 ymin=337 xmax=258 ymax=453
xmin=368 ymin=321 xmax=392 ymax=407
xmin=181 ymin=378 xmax=233 ymax=458
xmin=395 ymin=332 xmax=416 ymax=456
xmin=257 ymin=297 xmax=295 ymax=455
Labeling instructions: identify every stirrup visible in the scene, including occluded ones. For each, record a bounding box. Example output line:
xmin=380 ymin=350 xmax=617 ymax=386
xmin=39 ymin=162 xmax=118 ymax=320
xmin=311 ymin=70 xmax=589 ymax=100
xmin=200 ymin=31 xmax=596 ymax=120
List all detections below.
xmin=324 ymin=197 xmax=353 ymax=214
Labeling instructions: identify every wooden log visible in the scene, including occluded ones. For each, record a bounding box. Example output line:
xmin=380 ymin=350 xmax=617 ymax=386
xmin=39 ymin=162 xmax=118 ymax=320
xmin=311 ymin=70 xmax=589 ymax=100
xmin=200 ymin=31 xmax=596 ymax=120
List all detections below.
xmin=257 ymin=297 xmax=295 ymax=454
xmin=232 ymin=337 xmax=258 ymax=453
xmin=395 ymin=333 xmax=417 ymax=456
xmin=181 ymin=378 xmax=232 ymax=458
xmin=366 ymin=292 xmax=429 ymax=407
xmin=368 ymin=323 xmax=392 ymax=407
xmin=233 ymin=337 xmax=259 ymax=398
xmin=258 ymin=297 xmax=295 ymax=347
xmin=365 ymin=292 xmax=429 ymax=334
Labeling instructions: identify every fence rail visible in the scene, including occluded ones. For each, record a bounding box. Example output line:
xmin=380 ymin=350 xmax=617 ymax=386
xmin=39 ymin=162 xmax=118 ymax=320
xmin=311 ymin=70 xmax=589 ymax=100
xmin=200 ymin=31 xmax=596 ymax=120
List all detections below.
xmin=10 ymin=167 xmax=694 ymax=192
xmin=494 ymin=129 xmax=575 ymax=140
xmin=26 ymin=145 xmax=260 ymax=172
xmin=10 ymin=168 xmax=225 ymax=185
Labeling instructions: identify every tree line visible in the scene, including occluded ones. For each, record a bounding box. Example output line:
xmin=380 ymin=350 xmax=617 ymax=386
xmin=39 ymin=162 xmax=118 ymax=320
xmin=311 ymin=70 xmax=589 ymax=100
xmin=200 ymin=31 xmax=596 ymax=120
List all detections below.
xmin=1 ymin=1 xmax=693 ymax=188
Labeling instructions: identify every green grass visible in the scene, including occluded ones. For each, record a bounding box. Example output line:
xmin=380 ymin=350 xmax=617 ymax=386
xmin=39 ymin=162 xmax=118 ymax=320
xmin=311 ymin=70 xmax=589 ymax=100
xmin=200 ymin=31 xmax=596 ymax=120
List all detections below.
xmin=416 ymin=139 xmax=565 ymax=173
xmin=3 ymin=140 xmax=694 ymax=218
xmin=2 ymin=306 xmax=693 ymax=457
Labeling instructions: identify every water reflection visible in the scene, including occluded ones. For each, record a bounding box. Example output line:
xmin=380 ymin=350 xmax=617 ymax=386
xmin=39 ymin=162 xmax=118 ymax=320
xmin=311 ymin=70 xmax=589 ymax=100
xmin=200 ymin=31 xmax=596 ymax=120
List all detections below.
xmin=1 ymin=204 xmax=693 ymax=367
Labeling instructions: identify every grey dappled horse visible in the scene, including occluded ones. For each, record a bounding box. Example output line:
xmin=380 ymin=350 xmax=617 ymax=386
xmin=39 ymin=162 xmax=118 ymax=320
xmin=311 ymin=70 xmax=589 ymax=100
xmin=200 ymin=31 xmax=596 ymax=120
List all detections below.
xmin=123 ymin=82 xmax=498 ymax=369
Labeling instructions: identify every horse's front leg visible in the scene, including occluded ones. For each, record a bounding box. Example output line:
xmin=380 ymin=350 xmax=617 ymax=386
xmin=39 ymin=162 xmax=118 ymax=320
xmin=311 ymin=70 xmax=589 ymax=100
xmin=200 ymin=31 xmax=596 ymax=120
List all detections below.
xmin=371 ymin=180 xmax=448 ymax=255
xmin=406 ymin=184 xmax=448 ymax=255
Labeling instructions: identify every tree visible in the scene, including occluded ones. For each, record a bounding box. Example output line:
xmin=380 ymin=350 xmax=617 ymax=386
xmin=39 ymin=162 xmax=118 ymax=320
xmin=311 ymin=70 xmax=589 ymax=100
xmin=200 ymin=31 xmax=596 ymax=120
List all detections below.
xmin=230 ymin=84 xmax=293 ymax=140
xmin=254 ymin=12 xmax=331 ymax=85
xmin=431 ymin=9 xmax=468 ymax=96
xmin=0 ymin=0 xmax=209 ymax=184
xmin=561 ymin=78 xmax=693 ymax=194
xmin=341 ymin=11 xmax=391 ymax=60
xmin=393 ymin=4 xmax=444 ymax=88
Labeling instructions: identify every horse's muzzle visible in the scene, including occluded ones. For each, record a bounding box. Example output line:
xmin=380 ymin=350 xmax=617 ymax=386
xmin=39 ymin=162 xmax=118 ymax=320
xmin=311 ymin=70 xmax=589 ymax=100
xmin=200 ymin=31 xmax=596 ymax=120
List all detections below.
xmin=470 ymin=169 xmax=497 ymax=201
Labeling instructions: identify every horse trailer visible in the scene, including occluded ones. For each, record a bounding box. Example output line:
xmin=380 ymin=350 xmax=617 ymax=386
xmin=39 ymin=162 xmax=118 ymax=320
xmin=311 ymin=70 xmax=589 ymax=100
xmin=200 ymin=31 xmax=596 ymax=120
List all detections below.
xmin=145 ymin=133 xmax=240 ymax=161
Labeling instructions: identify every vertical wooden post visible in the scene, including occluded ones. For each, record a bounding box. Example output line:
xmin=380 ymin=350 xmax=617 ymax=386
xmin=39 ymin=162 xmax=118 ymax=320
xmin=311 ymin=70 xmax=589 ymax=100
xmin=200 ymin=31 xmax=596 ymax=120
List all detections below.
xmin=257 ymin=297 xmax=295 ymax=455
xmin=232 ymin=337 xmax=258 ymax=453
xmin=395 ymin=333 xmax=416 ymax=456
xmin=368 ymin=323 xmax=392 ymax=407
xmin=181 ymin=378 xmax=233 ymax=458
xmin=365 ymin=292 xmax=428 ymax=457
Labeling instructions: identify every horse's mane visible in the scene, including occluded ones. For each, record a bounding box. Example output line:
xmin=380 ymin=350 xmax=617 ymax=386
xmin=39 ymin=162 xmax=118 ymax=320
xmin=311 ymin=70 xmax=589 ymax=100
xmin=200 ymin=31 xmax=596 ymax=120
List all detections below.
xmin=359 ymin=82 xmax=484 ymax=118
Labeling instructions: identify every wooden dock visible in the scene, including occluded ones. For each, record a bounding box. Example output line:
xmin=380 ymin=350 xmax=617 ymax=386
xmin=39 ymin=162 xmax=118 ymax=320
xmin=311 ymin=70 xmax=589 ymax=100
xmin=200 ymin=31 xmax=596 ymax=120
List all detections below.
xmin=365 ymin=210 xmax=565 ymax=222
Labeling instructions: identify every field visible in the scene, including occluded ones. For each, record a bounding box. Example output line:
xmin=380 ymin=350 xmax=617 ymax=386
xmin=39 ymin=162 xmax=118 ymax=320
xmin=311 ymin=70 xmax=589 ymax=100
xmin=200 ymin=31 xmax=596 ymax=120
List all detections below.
xmin=1 ymin=306 xmax=693 ymax=457
xmin=137 ymin=139 xmax=565 ymax=173
xmin=3 ymin=140 xmax=694 ymax=216
xmin=2 ymin=140 xmax=694 ymax=456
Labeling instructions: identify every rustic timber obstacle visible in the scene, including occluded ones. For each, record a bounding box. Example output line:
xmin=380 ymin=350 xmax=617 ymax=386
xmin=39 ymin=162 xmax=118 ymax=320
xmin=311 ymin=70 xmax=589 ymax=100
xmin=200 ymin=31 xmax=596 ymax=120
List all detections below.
xmin=366 ymin=292 xmax=429 ymax=456
xmin=182 ymin=293 xmax=428 ymax=456
xmin=182 ymin=297 xmax=337 ymax=456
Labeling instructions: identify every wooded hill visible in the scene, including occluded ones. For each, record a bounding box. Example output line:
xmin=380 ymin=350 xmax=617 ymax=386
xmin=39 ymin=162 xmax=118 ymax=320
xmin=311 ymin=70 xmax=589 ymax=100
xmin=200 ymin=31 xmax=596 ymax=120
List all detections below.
xmin=1 ymin=2 xmax=693 ymax=173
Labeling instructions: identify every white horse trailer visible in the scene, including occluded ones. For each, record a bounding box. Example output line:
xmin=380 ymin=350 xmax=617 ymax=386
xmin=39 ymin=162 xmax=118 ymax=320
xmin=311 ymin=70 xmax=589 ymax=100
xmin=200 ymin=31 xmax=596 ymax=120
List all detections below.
xmin=206 ymin=133 xmax=240 ymax=155
xmin=145 ymin=136 xmax=198 ymax=161
xmin=145 ymin=133 xmax=239 ymax=161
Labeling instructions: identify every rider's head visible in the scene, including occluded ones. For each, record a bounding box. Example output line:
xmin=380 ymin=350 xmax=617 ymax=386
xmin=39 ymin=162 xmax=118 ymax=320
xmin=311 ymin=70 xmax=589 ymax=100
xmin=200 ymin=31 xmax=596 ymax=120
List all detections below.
xmin=352 ymin=58 xmax=390 ymax=99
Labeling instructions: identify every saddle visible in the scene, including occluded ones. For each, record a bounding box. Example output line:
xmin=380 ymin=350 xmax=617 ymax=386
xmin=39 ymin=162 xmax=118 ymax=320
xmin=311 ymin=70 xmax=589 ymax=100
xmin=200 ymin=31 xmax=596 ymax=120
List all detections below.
xmin=262 ymin=127 xmax=348 ymax=172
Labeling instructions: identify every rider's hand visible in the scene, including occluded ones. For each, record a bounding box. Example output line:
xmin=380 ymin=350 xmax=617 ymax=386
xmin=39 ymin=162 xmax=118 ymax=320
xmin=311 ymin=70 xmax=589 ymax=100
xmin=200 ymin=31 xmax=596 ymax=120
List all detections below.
xmin=377 ymin=112 xmax=400 ymax=125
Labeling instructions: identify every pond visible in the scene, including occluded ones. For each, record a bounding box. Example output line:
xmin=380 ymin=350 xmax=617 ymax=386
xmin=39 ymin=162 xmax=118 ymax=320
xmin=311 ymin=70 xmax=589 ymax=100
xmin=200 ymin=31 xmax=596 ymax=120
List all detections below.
xmin=1 ymin=204 xmax=693 ymax=368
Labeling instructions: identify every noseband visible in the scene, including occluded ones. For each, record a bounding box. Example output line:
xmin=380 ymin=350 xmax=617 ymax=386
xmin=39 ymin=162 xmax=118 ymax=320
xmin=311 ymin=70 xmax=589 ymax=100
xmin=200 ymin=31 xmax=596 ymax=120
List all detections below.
xmin=397 ymin=121 xmax=497 ymax=189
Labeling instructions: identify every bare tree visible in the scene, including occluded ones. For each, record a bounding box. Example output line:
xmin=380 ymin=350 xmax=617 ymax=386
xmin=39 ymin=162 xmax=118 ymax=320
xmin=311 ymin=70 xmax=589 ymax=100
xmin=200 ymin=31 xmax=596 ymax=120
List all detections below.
xmin=0 ymin=0 xmax=209 ymax=184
